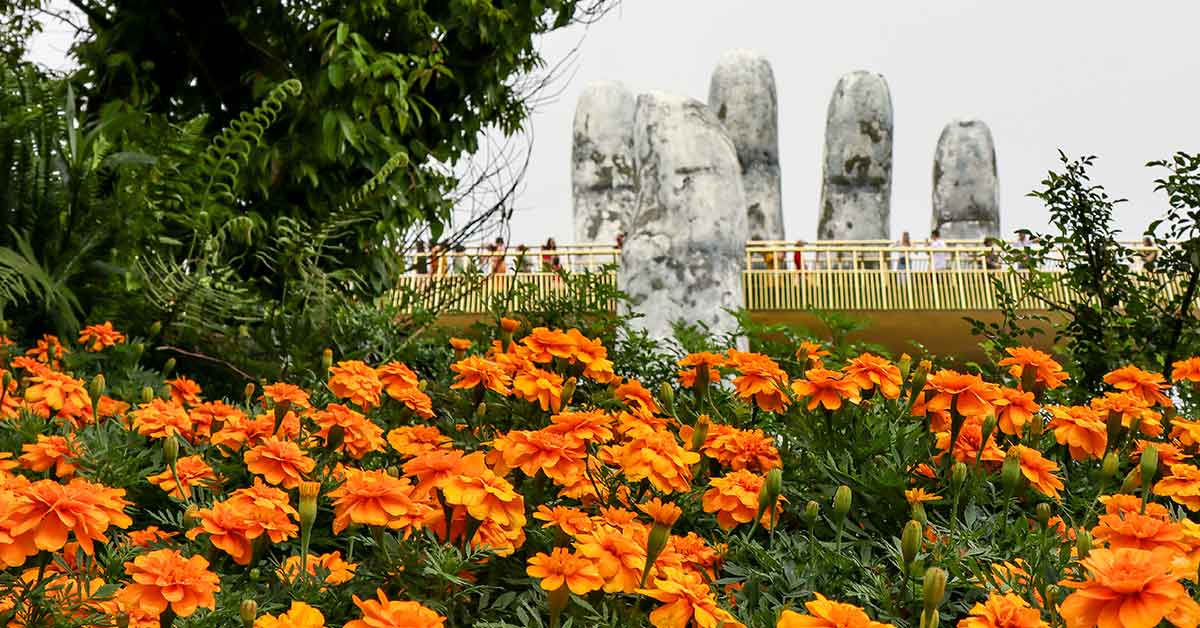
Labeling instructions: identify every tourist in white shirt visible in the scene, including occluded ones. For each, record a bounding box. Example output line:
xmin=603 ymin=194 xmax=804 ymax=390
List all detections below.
xmin=929 ymin=229 xmax=949 ymax=271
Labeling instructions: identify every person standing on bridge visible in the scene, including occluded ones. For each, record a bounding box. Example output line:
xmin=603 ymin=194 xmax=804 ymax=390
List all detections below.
xmin=929 ymin=229 xmax=949 ymax=271
xmin=542 ymin=238 xmax=561 ymax=272
xmin=893 ymin=232 xmax=912 ymax=272
xmin=490 ymin=237 xmax=507 ymax=275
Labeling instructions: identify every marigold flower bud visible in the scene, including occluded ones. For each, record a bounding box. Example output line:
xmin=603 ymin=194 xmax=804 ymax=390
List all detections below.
xmin=149 ymin=321 xmax=162 ymax=337
xmin=1019 ymin=363 xmax=1037 ymax=393
xmin=1075 ymin=528 xmax=1092 ymax=559
xmin=1140 ymin=444 xmax=1158 ymax=495
xmin=980 ymin=416 xmax=997 ymax=445
xmin=832 ymin=485 xmax=852 ymax=521
xmin=248 ymin=568 xmax=261 ymax=582
xmin=132 ymin=342 xmax=144 ymax=359
xmin=756 ymin=468 xmax=783 ymax=525
xmin=299 ymin=481 xmax=320 ymax=532
xmin=89 ymin=374 xmax=105 ymax=402
xmin=1100 ymin=452 xmax=1119 ymax=481
xmin=162 ymin=357 xmax=176 ymax=376
xmin=951 ymin=462 xmax=968 ymax=490
xmin=640 ymin=524 xmax=671 ymax=587
xmin=385 ymin=466 xmax=400 ymax=477
xmin=901 ymin=520 xmax=922 ymax=567
xmin=321 ymin=348 xmax=333 ymax=373
xmin=920 ymin=610 xmax=939 ymax=628
xmin=1000 ymin=448 xmax=1022 ymax=493
xmin=1104 ymin=410 xmax=1124 ymax=448
xmin=561 ymin=376 xmax=577 ymax=405
xmin=140 ymin=386 xmax=154 ymax=404
xmin=804 ymin=500 xmax=820 ymax=525
xmin=690 ymin=415 xmax=710 ymax=452
xmin=239 ymin=599 xmax=257 ymax=628
xmin=183 ymin=504 xmax=200 ymax=528
xmin=922 ymin=567 xmax=947 ymax=616
xmin=694 ymin=363 xmax=710 ymax=396
xmin=163 ymin=435 xmax=179 ymax=467
xmin=418 ymin=379 xmax=428 ymax=392
xmin=476 ymin=402 xmax=487 ymax=418
xmin=658 ymin=382 xmax=674 ymax=408
xmin=273 ymin=400 xmax=291 ymax=433
xmin=1120 ymin=468 xmax=1140 ymax=493
xmin=1035 ymin=502 xmax=1051 ymax=528
xmin=115 ymin=613 xmax=130 ymax=628
xmin=244 ymin=382 xmax=256 ymax=403
xmin=898 ymin=353 xmax=913 ymax=379
xmin=795 ymin=347 xmax=810 ymax=367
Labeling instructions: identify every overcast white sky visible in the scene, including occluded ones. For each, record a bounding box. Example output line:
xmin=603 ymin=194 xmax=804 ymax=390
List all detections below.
xmin=28 ymin=2 xmax=1200 ymax=245
xmin=510 ymin=1 xmax=1200 ymax=244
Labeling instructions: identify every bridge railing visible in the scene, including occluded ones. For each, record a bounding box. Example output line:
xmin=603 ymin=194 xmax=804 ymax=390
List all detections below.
xmin=406 ymin=244 xmax=619 ymax=275
xmin=742 ymin=241 xmax=1163 ymax=310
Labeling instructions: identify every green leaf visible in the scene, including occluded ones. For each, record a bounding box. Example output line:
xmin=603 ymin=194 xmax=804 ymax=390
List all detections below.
xmin=336 ymin=22 xmax=349 ymax=45
xmin=328 ymin=63 xmax=346 ymax=89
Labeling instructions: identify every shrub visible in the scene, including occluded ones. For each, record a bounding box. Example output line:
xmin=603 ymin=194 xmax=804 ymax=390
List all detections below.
xmin=0 ymin=322 xmax=1196 ymax=628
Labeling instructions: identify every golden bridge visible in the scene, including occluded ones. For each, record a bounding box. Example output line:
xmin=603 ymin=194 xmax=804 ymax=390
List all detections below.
xmin=393 ymin=240 xmax=1161 ymax=357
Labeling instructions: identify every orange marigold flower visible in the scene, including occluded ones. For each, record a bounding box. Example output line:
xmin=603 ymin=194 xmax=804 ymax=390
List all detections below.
xmin=327 ymin=468 xmax=430 ymax=535
xmin=547 ymin=409 xmax=615 ymax=446
xmin=8 ymin=477 xmax=131 ymax=556
xmin=777 ymin=593 xmax=894 ymax=628
xmin=26 ymin=334 xmax=68 ymax=367
xmin=389 ymin=384 xmax=435 ymax=418
xmin=1132 ymin=440 xmax=1187 ymax=468
xmin=387 ymin=425 xmax=453 ymax=458
xmin=500 ymin=317 xmax=523 ymax=333
xmin=1171 ymin=418 xmax=1200 ymax=448
xmin=935 ymin=416 xmax=1005 ymax=465
xmin=792 ymin=368 xmax=860 ymax=411
xmin=261 ymin=382 xmax=312 ymax=411
xmin=702 ymin=425 xmax=782 ymax=473
xmin=905 ymin=488 xmax=942 ymax=504
xmin=345 ymin=590 xmax=445 ymax=628
xmin=165 ymin=376 xmax=203 ymax=407
xmin=1154 ymin=463 xmax=1200 ymax=511
xmin=131 ymin=398 xmax=192 ymax=441
xmin=96 ymin=395 xmax=129 ymax=420
xmin=575 ymin=527 xmax=646 ymax=593
xmin=450 ymin=356 xmax=512 ymax=396
xmin=146 ymin=455 xmax=216 ymax=499
xmin=526 ymin=547 xmax=604 ymax=594
xmin=797 ymin=340 xmax=831 ymax=366
xmin=958 ymin=592 xmax=1049 ymax=628
xmin=533 ymin=505 xmax=592 ymax=537
xmin=126 ymin=526 xmax=176 ymax=548
xmin=1103 ymin=365 xmax=1172 ymax=407
xmin=403 ymin=450 xmax=481 ymax=499
xmin=640 ymin=497 xmax=682 ymax=527
xmin=19 ymin=434 xmax=82 ymax=478
xmin=376 ymin=361 xmax=418 ymax=391
xmin=1090 ymin=392 xmax=1162 ymax=437
xmin=615 ymin=379 xmax=660 ymax=416
xmin=313 ymin=403 xmax=385 ymax=459
xmin=843 ymin=353 xmax=902 ymax=399
xmin=328 ymin=360 xmax=383 ymax=410
xmin=998 ymin=347 xmax=1068 ymax=390
xmin=703 ymin=470 xmax=777 ymax=531
xmin=925 ymin=370 xmax=1000 ymax=418
xmin=1171 ymin=357 xmax=1200 ymax=383
xmin=1099 ymin=494 xmax=1170 ymax=520
xmin=491 ymin=429 xmax=586 ymax=484
xmin=1091 ymin=509 xmax=1191 ymax=553
xmin=995 ymin=387 xmax=1039 ymax=436
xmin=522 ymin=327 xmax=577 ymax=363
xmin=254 ymin=600 xmax=325 ymax=628
xmin=571 ymin=331 xmax=617 ymax=384
xmin=513 ymin=366 xmax=563 ymax=412
xmin=1059 ymin=547 xmax=1200 ymax=628
xmin=77 ymin=322 xmax=125 ymax=352
xmin=618 ymin=431 xmax=700 ymax=494
xmin=210 ymin=411 xmax=299 ymax=453
xmin=1046 ymin=405 xmax=1107 ymax=461
xmin=678 ymin=352 xmax=726 ymax=387
xmin=120 ymin=549 xmax=220 ymax=618
xmin=639 ymin=567 xmax=744 ymax=628
xmin=244 ymin=436 xmax=316 ymax=488
xmin=188 ymin=400 xmax=245 ymax=440
xmin=727 ymin=350 xmax=791 ymax=413
xmin=23 ymin=370 xmax=92 ymax=423
xmin=441 ymin=466 xmax=526 ymax=530
xmin=188 ymin=494 xmax=292 ymax=565
xmin=1008 ymin=445 xmax=1065 ymax=500
xmin=449 ymin=337 xmax=473 ymax=351
xmin=278 ymin=551 xmax=358 ymax=585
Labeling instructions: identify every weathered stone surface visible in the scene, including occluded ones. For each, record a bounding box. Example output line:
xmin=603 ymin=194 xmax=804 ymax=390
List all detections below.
xmin=818 ymin=71 xmax=893 ymax=240
xmin=708 ymin=50 xmax=783 ymax=242
xmin=622 ymin=91 xmax=748 ymax=342
xmin=932 ymin=119 xmax=1000 ymax=239
xmin=572 ymin=81 xmax=637 ymax=243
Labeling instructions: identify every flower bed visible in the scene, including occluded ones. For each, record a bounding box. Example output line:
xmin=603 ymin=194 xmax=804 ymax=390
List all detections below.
xmin=0 ymin=320 xmax=1197 ymax=627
